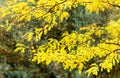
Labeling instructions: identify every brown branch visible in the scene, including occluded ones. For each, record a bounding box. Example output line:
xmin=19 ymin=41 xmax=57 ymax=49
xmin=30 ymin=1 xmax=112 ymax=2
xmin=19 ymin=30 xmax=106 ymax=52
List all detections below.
xmin=105 ymin=42 xmax=120 ymax=46
xmin=107 ymin=2 xmax=120 ymax=8
xmin=101 ymin=39 xmax=120 ymax=46
xmin=103 ymin=48 xmax=120 ymax=59
xmin=102 ymin=0 xmax=120 ymax=8
xmin=47 ymin=0 xmax=67 ymax=12
xmin=95 ymin=46 xmax=120 ymax=64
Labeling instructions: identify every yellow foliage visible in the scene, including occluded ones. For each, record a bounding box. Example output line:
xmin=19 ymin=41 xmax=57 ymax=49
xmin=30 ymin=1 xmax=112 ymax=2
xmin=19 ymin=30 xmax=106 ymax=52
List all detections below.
xmin=87 ymin=63 xmax=99 ymax=77
xmin=31 ymin=21 xmax=120 ymax=76
xmin=1 ymin=0 xmax=120 ymax=76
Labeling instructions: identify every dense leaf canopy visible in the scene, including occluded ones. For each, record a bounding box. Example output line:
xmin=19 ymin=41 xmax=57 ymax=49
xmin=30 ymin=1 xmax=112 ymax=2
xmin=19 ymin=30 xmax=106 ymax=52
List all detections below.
xmin=0 ymin=0 xmax=120 ymax=77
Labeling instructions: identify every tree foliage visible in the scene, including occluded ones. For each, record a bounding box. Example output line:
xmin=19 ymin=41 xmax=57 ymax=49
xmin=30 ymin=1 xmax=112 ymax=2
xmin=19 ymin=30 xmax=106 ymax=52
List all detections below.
xmin=0 ymin=0 xmax=120 ymax=77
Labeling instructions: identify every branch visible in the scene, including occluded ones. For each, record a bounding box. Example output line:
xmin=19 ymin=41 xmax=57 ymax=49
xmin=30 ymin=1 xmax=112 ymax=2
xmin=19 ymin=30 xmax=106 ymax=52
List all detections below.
xmin=102 ymin=0 xmax=120 ymax=8
xmin=41 ymin=0 xmax=67 ymax=17
xmin=101 ymin=39 xmax=120 ymax=46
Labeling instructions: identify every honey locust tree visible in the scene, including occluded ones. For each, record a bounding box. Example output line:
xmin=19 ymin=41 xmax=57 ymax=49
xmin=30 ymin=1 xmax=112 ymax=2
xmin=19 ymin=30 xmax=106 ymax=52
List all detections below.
xmin=0 ymin=0 xmax=120 ymax=77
